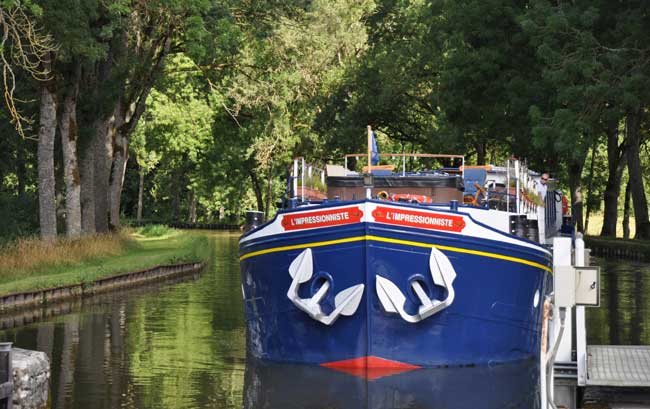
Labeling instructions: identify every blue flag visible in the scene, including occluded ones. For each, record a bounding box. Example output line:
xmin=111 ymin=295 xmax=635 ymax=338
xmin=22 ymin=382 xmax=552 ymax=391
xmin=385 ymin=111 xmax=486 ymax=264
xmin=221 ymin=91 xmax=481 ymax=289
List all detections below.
xmin=371 ymin=131 xmax=379 ymax=166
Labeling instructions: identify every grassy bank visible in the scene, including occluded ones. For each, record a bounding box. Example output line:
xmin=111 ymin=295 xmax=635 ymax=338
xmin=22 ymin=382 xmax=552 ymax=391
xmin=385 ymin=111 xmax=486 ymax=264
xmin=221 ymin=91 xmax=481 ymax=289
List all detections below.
xmin=0 ymin=227 xmax=210 ymax=295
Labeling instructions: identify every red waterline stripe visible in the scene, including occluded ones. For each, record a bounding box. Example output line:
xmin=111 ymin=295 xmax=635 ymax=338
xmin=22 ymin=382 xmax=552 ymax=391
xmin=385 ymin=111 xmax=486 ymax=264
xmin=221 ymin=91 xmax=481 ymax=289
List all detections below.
xmin=321 ymin=355 xmax=421 ymax=380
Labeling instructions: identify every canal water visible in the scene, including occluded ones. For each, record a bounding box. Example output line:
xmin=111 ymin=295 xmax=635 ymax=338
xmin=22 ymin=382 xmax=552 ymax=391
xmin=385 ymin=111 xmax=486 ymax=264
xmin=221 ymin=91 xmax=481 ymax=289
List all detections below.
xmin=0 ymin=232 xmax=647 ymax=408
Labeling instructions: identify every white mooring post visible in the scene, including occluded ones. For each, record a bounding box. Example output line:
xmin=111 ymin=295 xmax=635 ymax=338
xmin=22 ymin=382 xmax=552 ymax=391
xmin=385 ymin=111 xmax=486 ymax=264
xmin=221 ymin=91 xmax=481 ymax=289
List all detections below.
xmin=550 ymin=236 xmax=577 ymax=409
xmin=575 ymin=235 xmax=587 ymax=386
xmin=554 ymin=237 xmax=574 ymax=362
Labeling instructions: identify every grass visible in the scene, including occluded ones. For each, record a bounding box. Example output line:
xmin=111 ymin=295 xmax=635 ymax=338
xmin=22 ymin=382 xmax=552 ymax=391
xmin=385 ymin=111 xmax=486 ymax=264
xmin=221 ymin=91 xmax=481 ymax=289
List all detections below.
xmin=0 ymin=230 xmax=210 ymax=295
xmin=585 ymin=211 xmax=636 ymax=238
xmin=135 ymin=224 xmax=176 ymax=238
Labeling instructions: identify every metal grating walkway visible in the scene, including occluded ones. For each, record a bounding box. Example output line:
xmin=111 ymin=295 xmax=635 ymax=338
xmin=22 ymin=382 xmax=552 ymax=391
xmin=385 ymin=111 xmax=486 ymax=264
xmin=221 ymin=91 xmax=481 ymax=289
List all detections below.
xmin=587 ymin=345 xmax=650 ymax=387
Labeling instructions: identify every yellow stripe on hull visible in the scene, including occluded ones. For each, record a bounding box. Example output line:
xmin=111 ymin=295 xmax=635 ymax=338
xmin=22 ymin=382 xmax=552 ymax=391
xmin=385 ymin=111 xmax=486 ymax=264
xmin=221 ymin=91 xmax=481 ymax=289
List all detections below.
xmin=240 ymin=235 xmax=552 ymax=273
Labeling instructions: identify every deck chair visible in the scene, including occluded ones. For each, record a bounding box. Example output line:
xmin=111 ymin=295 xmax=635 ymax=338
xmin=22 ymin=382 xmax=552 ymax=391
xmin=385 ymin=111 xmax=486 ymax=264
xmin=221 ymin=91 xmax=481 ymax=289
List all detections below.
xmin=463 ymin=168 xmax=487 ymax=206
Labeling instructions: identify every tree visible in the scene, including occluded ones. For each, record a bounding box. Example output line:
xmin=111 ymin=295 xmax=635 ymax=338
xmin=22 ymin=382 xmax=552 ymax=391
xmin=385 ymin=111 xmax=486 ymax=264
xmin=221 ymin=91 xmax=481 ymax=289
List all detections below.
xmin=36 ymin=52 xmax=56 ymax=240
xmin=0 ymin=0 xmax=55 ymax=138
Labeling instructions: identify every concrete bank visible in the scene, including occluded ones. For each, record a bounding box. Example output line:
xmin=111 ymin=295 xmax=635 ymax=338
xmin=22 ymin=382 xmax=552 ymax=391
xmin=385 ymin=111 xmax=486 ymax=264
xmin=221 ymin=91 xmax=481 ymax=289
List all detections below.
xmin=11 ymin=348 xmax=50 ymax=409
xmin=585 ymin=236 xmax=650 ymax=262
xmin=0 ymin=270 xmax=201 ymax=330
xmin=0 ymin=261 xmax=205 ymax=313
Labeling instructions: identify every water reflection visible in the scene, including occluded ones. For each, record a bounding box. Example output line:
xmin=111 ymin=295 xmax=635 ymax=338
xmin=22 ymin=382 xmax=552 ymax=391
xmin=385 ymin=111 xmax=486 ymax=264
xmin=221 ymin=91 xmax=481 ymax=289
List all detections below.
xmin=1 ymin=232 xmax=247 ymax=409
xmin=587 ymin=258 xmax=650 ymax=345
xmin=0 ymin=235 xmax=645 ymax=408
xmin=244 ymin=357 xmax=540 ymax=409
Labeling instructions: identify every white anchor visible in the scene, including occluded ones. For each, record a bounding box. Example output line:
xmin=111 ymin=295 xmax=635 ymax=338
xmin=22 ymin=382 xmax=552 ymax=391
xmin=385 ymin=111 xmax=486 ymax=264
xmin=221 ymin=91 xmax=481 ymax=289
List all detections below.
xmin=376 ymin=247 xmax=457 ymax=323
xmin=287 ymin=248 xmax=365 ymax=326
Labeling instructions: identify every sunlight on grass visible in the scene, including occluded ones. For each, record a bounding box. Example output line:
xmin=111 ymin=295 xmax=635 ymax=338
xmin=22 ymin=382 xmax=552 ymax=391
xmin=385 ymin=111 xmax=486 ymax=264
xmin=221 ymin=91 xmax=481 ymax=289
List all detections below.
xmin=135 ymin=224 xmax=177 ymax=238
xmin=0 ymin=233 xmax=132 ymax=276
xmin=585 ymin=212 xmax=635 ymax=238
xmin=0 ymin=231 xmax=211 ymax=295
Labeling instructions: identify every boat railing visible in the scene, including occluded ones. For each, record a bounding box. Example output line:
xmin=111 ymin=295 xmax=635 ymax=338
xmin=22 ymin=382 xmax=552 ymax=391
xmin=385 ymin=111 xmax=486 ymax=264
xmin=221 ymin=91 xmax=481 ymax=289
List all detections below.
xmin=290 ymin=157 xmax=326 ymax=204
xmin=343 ymin=153 xmax=465 ymax=178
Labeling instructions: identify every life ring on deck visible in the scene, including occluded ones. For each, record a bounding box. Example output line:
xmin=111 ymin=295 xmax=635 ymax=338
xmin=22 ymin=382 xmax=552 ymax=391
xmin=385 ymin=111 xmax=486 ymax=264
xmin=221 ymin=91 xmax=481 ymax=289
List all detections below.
xmin=392 ymin=193 xmax=433 ymax=204
xmin=561 ymin=194 xmax=568 ymax=215
xmin=377 ymin=191 xmax=390 ymax=200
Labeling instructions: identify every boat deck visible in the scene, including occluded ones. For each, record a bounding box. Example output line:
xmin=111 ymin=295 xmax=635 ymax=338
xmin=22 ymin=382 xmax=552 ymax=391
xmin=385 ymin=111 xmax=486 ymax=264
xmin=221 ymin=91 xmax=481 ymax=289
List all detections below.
xmin=587 ymin=345 xmax=650 ymax=387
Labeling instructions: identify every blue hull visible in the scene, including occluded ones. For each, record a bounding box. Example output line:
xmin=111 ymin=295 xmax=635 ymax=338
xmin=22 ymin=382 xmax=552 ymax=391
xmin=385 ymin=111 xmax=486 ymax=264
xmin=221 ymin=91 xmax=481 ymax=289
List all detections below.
xmin=240 ymin=201 xmax=551 ymax=367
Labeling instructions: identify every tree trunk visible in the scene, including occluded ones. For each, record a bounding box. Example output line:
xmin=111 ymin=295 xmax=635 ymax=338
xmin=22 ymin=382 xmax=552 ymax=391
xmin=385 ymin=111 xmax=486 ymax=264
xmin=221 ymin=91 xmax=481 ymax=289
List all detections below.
xmin=188 ymin=189 xmax=197 ymax=223
xmin=264 ymin=164 xmax=273 ymax=220
xmin=109 ymin=129 xmax=128 ymax=230
xmin=172 ymin=189 xmax=181 ymax=222
xmin=105 ymin=34 xmax=171 ymax=230
xmin=475 ymin=141 xmax=486 ymax=165
xmin=625 ymin=109 xmax=650 ymax=239
xmin=600 ymin=119 xmax=626 ymax=237
xmin=584 ymin=142 xmax=599 ymax=234
xmin=567 ymin=148 xmax=587 ymax=233
xmin=37 ymin=64 xmax=57 ymax=242
xmin=249 ymin=169 xmax=264 ymax=214
xmin=59 ymin=81 xmax=82 ymax=238
xmin=623 ymin=180 xmax=631 ymax=239
xmin=79 ymin=141 xmax=96 ymax=235
xmin=93 ymin=117 xmax=113 ymax=233
xmin=137 ymin=169 xmax=144 ymax=221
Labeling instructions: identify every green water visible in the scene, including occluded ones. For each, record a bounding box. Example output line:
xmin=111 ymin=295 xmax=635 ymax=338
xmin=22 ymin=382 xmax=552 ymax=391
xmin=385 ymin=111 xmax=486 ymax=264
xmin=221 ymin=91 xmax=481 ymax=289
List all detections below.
xmin=586 ymin=257 xmax=650 ymax=346
xmin=0 ymin=233 xmax=645 ymax=408
xmin=2 ymin=232 xmax=246 ymax=409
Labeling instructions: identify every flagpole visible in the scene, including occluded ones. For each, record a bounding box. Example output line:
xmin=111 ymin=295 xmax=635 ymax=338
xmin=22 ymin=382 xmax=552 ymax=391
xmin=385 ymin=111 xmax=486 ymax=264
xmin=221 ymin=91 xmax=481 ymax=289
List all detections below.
xmin=366 ymin=125 xmax=372 ymax=199
xmin=367 ymin=125 xmax=372 ymax=172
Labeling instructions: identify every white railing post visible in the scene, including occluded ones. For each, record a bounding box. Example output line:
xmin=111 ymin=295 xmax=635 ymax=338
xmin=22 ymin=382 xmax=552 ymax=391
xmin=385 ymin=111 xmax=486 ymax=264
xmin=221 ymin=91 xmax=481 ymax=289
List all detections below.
xmin=293 ymin=159 xmax=299 ymax=200
xmin=301 ymin=157 xmax=305 ymax=202
xmin=515 ymin=160 xmax=520 ymax=214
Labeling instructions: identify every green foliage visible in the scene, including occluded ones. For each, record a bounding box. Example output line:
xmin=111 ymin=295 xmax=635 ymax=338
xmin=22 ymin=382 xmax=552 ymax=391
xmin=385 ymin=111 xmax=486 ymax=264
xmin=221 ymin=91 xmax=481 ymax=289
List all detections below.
xmin=0 ymin=192 xmax=39 ymax=244
xmin=5 ymin=0 xmax=650 ymax=240
xmin=137 ymin=224 xmax=175 ymax=238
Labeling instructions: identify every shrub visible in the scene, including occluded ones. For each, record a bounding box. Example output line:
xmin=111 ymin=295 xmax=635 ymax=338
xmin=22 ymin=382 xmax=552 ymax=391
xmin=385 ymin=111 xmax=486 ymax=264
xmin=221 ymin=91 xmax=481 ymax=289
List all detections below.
xmin=137 ymin=224 xmax=175 ymax=238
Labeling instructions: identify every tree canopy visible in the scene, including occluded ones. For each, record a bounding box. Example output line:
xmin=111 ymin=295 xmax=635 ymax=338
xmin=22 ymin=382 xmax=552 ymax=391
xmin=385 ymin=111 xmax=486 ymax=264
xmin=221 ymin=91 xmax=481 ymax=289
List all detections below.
xmin=2 ymin=0 xmax=650 ymax=240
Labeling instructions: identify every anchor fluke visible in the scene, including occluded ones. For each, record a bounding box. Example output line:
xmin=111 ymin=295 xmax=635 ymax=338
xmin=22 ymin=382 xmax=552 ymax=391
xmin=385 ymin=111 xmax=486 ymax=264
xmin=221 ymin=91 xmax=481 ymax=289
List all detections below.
xmin=289 ymin=248 xmax=313 ymax=283
xmin=287 ymin=248 xmax=364 ymax=326
xmin=376 ymin=275 xmax=403 ymax=315
xmin=335 ymin=284 xmax=365 ymax=316
xmin=376 ymin=247 xmax=457 ymax=323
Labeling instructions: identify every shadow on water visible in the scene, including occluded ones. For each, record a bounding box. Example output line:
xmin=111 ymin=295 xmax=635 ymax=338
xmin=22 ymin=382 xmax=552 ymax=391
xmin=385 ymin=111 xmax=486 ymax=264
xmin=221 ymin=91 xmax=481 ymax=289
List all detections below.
xmin=587 ymin=257 xmax=650 ymax=346
xmin=15 ymin=233 xmax=650 ymax=407
xmin=244 ymin=357 xmax=540 ymax=409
